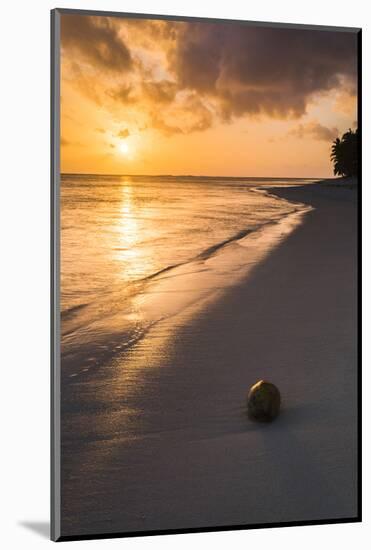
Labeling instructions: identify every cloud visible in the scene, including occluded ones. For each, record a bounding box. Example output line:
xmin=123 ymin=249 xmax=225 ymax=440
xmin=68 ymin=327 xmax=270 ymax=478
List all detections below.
xmin=117 ymin=128 xmax=130 ymax=138
xmin=289 ymin=121 xmax=339 ymax=141
xmin=170 ymin=24 xmax=223 ymax=93
xmin=107 ymin=80 xmax=177 ymax=108
xmin=333 ymin=88 xmax=358 ymax=117
xmin=107 ymin=83 xmax=137 ymax=105
xmin=61 ymin=137 xmax=84 ymax=147
xmin=61 ymin=15 xmax=132 ymax=73
xmin=142 ymin=80 xmax=177 ymax=103
xmin=67 ymin=61 xmax=103 ymax=106
xmin=61 ymin=15 xmax=357 ymax=135
xmin=171 ymin=23 xmax=357 ymax=120
xmin=151 ymin=93 xmax=214 ymax=135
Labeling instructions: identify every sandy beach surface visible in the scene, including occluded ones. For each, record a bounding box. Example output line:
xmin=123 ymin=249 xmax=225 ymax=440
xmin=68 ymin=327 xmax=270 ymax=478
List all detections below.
xmin=61 ymin=180 xmax=358 ymax=537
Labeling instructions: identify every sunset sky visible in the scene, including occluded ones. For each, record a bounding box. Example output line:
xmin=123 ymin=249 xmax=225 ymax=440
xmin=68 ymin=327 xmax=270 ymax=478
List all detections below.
xmin=60 ymin=14 xmax=358 ymax=177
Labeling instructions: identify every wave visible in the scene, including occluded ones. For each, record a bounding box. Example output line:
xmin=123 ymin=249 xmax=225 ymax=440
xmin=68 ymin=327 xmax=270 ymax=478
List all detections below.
xmin=61 ymin=302 xmax=89 ymax=321
xmin=196 ymin=226 xmax=261 ymax=261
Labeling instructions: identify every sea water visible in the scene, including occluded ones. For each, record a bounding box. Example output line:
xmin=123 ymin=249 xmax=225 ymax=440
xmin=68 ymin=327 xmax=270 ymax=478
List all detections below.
xmin=60 ymin=174 xmax=315 ymax=374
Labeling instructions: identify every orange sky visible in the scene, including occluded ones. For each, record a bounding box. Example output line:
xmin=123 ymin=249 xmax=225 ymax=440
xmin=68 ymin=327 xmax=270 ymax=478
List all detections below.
xmin=60 ymin=14 xmax=358 ymax=177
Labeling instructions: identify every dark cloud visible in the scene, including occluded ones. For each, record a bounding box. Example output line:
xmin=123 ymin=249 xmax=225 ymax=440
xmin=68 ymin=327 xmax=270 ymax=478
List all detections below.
xmin=171 ymin=23 xmax=357 ymax=119
xmin=170 ymin=24 xmax=223 ymax=93
xmin=289 ymin=122 xmax=339 ymax=141
xmin=61 ymin=15 xmax=132 ymax=73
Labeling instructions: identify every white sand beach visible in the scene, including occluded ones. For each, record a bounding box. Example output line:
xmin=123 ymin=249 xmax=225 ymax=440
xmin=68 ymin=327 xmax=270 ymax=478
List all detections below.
xmin=61 ymin=180 xmax=358 ymax=537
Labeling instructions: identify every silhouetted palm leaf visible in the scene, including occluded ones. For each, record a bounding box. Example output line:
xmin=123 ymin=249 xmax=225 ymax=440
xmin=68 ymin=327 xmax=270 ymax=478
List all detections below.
xmin=331 ymin=129 xmax=358 ymax=177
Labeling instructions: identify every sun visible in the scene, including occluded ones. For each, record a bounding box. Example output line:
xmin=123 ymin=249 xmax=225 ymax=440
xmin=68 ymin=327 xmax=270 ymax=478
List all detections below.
xmin=117 ymin=141 xmax=129 ymax=156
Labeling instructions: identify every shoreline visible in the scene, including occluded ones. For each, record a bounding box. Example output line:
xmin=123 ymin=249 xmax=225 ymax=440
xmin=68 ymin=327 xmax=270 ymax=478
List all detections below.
xmin=61 ymin=180 xmax=358 ymax=536
xmin=61 ymin=182 xmax=310 ymax=379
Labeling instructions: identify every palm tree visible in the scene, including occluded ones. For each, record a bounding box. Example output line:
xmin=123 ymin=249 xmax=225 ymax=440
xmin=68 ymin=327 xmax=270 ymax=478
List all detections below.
xmin=331 ymin=128 xmax=358 ymax=177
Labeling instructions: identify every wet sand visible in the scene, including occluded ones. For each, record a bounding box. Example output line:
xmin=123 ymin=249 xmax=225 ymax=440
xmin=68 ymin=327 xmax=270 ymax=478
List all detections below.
xmin=60 ymin=181 xmax=358 ymax=538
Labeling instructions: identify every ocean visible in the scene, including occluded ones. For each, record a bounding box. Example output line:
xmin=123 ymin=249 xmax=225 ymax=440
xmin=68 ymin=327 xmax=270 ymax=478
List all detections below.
xmin=60 ymin=174 xmax=315 ymax=375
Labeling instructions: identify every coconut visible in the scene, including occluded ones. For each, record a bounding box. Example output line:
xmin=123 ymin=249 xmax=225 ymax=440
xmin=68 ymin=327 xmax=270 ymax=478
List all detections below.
xmin=247 ymin=380 xmax=281 ymax=422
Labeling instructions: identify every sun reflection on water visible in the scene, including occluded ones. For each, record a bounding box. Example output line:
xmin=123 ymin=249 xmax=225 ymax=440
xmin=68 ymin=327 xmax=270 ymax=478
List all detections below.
xmin=114 ymin=182 xmax=153 ymax=282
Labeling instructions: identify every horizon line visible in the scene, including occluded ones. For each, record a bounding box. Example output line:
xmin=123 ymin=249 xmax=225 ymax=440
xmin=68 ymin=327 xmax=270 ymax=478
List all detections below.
xmin=60 ymin=172 xmax=330 ymax=179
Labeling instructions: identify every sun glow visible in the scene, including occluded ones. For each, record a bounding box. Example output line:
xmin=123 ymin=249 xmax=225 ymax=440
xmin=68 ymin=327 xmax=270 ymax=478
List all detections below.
xmin=118 ymin=141 xmax=129 ymax=156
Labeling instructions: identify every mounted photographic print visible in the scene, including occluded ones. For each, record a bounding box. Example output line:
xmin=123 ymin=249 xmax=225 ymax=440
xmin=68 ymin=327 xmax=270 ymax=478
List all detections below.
xmin=51 ymin=8 xmax=361 ymax=541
